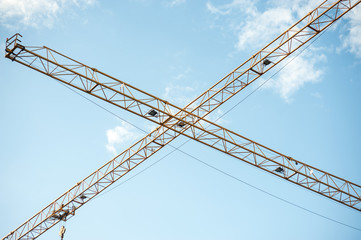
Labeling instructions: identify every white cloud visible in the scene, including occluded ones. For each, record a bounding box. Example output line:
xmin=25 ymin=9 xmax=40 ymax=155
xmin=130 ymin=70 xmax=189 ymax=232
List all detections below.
xmin=173 ymin=67 xmax=191 ymax=80
xmin=167 ymin=0 xmax=186 ymax=7
xmin=235 ymin=0 xmax=323 ymax=51
xmin=206 ymin=2 xmax=231 ymax=15
xmin=340 ymin=5 xmax=361 ymax=58
xmin=106 ymin=121 xmax=142 ymax=155
xmin=206 ymin=0 xmax=256 ymax=16
xmin=207 ymin=0 xmax=326 ymax=101
xmin=0 ymin=0 xmax=95 ymax=28
xmin=162 ymin=84 xmax=195 ymax=107
xmin=236 ymin=7 xmax=293 ymax=51
xmin=263 ymin=50 xmax=326 ymax=103
xmin=271 ymin=0 xmax=322 ymax=19
xmin=162 ymin=67 xmax=194 ymax=107
xmin=206 ymin=0 xmax=323 ymax=51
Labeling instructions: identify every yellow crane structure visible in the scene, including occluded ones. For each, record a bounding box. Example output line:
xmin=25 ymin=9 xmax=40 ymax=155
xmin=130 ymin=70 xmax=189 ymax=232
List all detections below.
xmin=3 ymin=0 xmax=361 ymax=239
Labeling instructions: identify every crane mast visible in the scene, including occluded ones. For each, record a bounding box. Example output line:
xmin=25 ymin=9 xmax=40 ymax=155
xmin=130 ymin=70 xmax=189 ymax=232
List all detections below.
xmin=3 ymin=0 xmax=361 ymax=239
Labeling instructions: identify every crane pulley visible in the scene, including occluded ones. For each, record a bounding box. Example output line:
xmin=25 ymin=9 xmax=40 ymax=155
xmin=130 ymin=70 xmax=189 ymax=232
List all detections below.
xmin=3 ymin=0 xmax=361 ymax=239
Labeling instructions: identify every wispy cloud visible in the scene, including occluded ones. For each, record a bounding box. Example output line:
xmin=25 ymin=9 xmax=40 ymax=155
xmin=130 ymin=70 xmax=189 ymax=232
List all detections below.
xmin=105 ymin=121 xmax=142 ymax=155
xmin=161 ymin=66 xmax=196 ymax=108
xmin=236 ymin=7 xmax=293 ymax=51
xmin=0 ymin=0 xmax=95 ymax=29
xmin=206 ymin=2 xmax=231 ymax=15
xmin=167 ymin=0 xmax=186 ymax=7
xmin=173 ymin=67 xmax=191 ymax=80
xmin=204 ymin=109 xmax=228 ymax=126
xmin=206 ymin=0 xmax=256 ymax=16
xmin=340 ymin=5 xmax=361 ymax=58
xmin=162 ymin=84 xmax=195 ymax=108
xmin=207 ymin=0 xmax=322 ymax=51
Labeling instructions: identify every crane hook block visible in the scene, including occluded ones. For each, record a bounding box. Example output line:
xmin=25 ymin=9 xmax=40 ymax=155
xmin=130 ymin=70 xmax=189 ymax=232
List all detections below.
xmin=59 ymin=226 xmax=66 ymax=239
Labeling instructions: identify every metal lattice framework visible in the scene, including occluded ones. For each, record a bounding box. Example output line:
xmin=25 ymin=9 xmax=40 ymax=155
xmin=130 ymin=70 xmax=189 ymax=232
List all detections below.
xmin=3 ymin=0 xmax=361 ymax=239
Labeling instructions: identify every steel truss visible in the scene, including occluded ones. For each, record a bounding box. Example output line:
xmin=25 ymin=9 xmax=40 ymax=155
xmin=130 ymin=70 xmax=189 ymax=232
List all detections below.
xmin=3 ymin=0 xmax=361 ymax=239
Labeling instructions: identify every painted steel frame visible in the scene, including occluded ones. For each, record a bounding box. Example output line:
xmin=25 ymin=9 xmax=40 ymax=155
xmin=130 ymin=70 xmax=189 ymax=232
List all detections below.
xmin=3 ymin=0 xmax=361 ymax=239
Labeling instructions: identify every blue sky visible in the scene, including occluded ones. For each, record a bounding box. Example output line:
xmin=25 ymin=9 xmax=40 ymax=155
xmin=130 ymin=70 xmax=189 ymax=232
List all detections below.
xmin=1 ymin=0 xmax=361 ymax=239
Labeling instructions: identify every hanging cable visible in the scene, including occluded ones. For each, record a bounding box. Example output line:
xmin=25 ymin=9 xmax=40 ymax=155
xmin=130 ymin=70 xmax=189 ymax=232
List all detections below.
xmin=16 ymin=25 xmax=361 ymax=233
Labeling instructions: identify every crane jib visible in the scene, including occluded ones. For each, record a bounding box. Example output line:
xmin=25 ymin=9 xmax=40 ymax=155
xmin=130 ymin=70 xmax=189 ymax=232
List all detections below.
xmin=3 ymin=0 xmax=361 ymax=239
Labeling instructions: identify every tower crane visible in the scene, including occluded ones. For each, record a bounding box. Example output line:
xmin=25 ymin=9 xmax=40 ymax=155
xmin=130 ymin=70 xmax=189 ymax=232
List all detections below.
xmin=3 ymin=0 xmax=361 ymax=239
